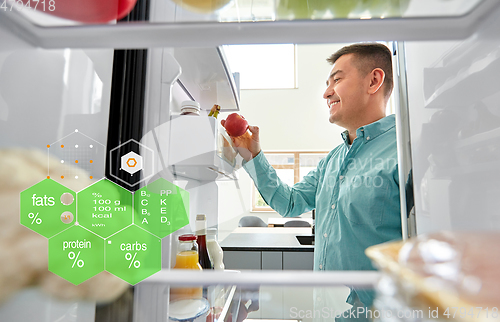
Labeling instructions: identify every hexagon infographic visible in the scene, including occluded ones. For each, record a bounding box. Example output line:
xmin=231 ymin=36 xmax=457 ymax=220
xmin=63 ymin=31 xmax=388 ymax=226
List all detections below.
xmin=77 ymin=179 xmax=133 ymax=238
xmin=47 ymin=129 xmax=106 ymax=181
xmin=20 ymin=179 xmax=76 ymax=238
xmin=121 ymin=151 xmax=143 ymax=175
xmin=109 ymin=139 xmax=154 ymax=188
xmin=21 ymin=154 xmax=191 ymax=285
xmin=134 ymin=178 xmax=189 ymax=238
xmin=49 ymin=225 xmax=105 ymax=285
xmin=105 ymin=225 xmax=161 ymax=285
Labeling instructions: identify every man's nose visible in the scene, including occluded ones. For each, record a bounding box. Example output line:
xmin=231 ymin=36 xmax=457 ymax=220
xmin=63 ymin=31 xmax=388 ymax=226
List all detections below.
xmin=323 ymin=86 xmax=333 ymax=100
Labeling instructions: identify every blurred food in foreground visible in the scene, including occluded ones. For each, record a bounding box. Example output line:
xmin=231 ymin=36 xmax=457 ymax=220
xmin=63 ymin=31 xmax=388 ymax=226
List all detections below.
xmin=276 ymin=0 xmax=410 ymax=20
xmin=18 ymin=0 xmax=138 ymax=23
xmin=0 ymin=149 xmax=128 ymax=304
xmin=366 ymin=231 xmax=500 ymax=320
xmin=171 ymin=0 xmax=232 ymax=13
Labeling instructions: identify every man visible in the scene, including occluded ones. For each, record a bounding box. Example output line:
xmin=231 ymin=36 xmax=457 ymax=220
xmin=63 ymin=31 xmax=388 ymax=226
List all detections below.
xmin=223 ymin=43 xmax=402 ymax=313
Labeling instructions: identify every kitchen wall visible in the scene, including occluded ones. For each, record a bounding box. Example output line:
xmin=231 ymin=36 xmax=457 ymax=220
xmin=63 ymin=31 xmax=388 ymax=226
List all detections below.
xmin=217 ymin=43 xmax=349 ymax=239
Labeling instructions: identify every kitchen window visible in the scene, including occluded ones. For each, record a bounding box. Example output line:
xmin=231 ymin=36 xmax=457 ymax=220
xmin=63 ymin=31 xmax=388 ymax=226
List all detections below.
xmin=252 ymin=151 xmax=328 ymax=212
xmin=223 ymin=44 xmax=297 ymax=90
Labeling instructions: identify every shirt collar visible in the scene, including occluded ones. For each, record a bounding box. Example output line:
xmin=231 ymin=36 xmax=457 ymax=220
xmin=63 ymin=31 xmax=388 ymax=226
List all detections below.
xmin=341 ymin=114 xmax=396 ymax=145
xmin=341 ymin=130 xmax=350 ymax=146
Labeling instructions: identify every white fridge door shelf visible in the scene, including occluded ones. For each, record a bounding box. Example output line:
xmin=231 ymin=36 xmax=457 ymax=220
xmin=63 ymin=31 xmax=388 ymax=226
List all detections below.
xmin=1 ymin=0 xmax=500 ymax=49
xmin=143 ymin=269 xmax=380 ymax=288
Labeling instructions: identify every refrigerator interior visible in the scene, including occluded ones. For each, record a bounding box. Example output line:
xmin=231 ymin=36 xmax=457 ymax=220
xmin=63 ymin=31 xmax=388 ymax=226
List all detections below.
xmin=1 ymin=0 xmax=500 ymax=321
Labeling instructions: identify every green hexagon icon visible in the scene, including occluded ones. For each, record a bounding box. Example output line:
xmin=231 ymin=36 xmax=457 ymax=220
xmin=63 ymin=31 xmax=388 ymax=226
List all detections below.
xmin=20 ymin=179 xmax=77 ymax=238
xmin=105 ymin=225 xmax=161 ymax=285
xmin=49 ymin=225 xmax=104 ymax=285
xmin=133 ymin=178 xmax=189 ymax=238
xmin=77 ymin=179 xmax=133 ymax=238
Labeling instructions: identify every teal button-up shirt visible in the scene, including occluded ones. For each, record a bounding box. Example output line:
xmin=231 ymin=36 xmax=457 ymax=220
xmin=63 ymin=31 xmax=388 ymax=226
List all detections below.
xmin=243 ymin=115 xmax=402 ymax=306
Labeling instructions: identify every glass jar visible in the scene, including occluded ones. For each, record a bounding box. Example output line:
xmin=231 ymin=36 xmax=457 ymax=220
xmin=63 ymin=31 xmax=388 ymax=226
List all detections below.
xmin=171 ymin=234 xmax=203 ymax=300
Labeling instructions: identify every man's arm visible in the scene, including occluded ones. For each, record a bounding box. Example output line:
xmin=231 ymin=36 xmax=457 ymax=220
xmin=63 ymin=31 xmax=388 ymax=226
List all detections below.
xmin=243 ymin=151 xmax=320 ymax=217
xmin=220 ymin=120 xmax=320 ymax=217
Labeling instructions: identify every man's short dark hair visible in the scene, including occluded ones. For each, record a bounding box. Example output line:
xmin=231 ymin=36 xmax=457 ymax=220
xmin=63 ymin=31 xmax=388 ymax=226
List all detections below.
xmin=327 ymin=43 xmax=393 ymax=99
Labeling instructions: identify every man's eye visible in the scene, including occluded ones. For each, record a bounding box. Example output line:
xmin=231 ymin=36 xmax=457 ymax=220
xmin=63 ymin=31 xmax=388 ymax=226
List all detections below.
xmin=334 ymin=78 xmax=340 ymax=83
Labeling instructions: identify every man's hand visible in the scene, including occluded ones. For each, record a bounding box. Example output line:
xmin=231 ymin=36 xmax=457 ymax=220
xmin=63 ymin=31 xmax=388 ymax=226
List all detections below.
xmin=221 ymin=120 xmax=261 ymax=161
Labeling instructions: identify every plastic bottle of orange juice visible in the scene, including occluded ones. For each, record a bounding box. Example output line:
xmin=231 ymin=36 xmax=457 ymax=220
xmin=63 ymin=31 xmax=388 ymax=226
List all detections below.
xmin=170 ymin=234 xmax=203 ymax=300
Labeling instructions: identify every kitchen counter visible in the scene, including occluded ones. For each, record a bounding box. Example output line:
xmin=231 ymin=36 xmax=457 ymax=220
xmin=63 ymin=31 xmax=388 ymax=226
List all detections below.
xmin=220 ymin=227 xmax=314 ymax=252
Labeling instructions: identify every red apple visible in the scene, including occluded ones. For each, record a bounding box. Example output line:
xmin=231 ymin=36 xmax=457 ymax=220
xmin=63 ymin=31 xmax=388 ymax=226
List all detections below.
xmin=224 ymin=113 xmax=249 ymax=137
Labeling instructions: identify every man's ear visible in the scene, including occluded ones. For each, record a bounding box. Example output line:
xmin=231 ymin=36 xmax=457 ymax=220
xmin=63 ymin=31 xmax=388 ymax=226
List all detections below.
xmin=368 ymin=68 xmax=385 ymax=95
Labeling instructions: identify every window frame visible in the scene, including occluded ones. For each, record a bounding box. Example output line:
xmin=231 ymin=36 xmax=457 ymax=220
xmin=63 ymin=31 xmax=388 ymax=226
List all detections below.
xmin=251 ymin=151 xmax=328 ymax=212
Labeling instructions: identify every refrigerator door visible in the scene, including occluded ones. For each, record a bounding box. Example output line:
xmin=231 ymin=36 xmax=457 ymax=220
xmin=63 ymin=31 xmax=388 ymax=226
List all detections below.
xmin=404 ymin=1 xmax=500 ymax=233
xmin=0 ymin=41 xmax=117 ymax=322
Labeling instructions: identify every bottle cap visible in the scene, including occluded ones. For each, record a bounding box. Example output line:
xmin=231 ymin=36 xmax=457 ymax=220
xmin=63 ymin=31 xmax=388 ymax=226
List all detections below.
xmin=196 ymin=214 xmax=207 ymax=235
xmin=181 ymin=100 xmax=200 ymax=109
xmin=181 ymin=100 xmax=201 ymax=115
xmin=178 ymin=234 xmax=197 ymax=241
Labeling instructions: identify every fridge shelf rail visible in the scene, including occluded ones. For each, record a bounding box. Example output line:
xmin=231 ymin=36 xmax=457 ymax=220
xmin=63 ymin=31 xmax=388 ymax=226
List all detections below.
xmin=142 ymin=269 xmax=381 ymax=288
xmin=1 ymin=0 xmax=500 ymax=49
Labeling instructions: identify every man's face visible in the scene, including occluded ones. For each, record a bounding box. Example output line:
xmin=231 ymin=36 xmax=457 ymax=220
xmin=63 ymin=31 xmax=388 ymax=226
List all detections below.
xmin=323 ymin=54 xmax=368 ymax=127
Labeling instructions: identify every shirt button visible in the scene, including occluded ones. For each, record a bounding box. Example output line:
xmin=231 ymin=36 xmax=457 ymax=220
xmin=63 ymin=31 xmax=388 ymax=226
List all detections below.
xmin=331 ymin=204 xmax=336 ymax=209
xmin=323 ymin=233 xmax=328 ymax=238
xmin=319 ymin=264 xmax=323 ymax=269
xmin=366 ymin=136 xmax=370 ymax=140
xmin=339 ymin=175 xmax=344 ymax=180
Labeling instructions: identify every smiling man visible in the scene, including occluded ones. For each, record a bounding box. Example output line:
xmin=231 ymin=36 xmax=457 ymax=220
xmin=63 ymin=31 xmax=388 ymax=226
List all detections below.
xmin=223 ymin=43 xmax=402 ymax=318
xmin=324 ymin=44 xmax=393 ymax=144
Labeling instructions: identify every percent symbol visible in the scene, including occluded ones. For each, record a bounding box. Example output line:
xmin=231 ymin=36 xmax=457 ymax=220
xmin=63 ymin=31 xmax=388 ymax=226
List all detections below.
xmin=125 ymin=252 xmax=141 ymax=269
xmin=28 ymin=212 xmax=42 ymax=225
xmin=68 ymin=251 xmax=85 ymax=268
xmin=92 ymin=192 xmax=102 ymax=198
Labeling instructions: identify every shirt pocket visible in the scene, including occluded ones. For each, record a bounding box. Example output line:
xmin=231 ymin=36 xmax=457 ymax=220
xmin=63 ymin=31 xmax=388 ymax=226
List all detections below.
xmin=340 ymin=174 xmax=389 ymax=226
